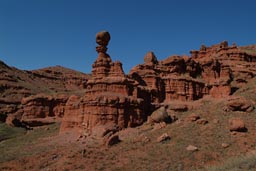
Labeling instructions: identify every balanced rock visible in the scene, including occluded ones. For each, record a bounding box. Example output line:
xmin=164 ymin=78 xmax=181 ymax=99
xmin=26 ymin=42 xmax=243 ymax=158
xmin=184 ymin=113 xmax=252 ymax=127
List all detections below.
xmin=96 ymin=31 xmax=111 ymax=46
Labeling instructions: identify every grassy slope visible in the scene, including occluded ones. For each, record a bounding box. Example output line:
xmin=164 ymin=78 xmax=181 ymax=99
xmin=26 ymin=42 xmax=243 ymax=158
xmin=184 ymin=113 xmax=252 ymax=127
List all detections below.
xmin=204 ymin=78 xmax=256 ymax=171
xmin=0 ymin=123 xmax=26 ymax=141
xmin=0 ymin=123 xmax=60 ymax=163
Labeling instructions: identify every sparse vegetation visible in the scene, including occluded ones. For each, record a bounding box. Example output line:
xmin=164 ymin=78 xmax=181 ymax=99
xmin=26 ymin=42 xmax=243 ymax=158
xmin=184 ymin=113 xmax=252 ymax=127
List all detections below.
xmin=0 ymin=123 xmax=60 ymax=163
xmin=205 ymin=152 xmax=256 ymax=171
xmin=0 ymin=123 xmax=26 ymax=141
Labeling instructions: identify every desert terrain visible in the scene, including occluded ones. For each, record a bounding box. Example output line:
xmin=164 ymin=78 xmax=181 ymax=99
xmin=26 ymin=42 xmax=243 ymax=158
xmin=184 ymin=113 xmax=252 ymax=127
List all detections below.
xmin=0 ymin=35 xmax=256 ymax=170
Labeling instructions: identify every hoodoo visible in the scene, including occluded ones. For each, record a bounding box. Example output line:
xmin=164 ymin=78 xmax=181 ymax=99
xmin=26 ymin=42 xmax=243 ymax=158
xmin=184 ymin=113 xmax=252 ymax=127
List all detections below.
xmin=60 ymin=31 xmax=149 ymax=134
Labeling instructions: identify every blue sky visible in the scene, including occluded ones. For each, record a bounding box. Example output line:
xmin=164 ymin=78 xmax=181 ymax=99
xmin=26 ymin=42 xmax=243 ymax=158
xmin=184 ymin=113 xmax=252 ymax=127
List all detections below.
xmin=0 ymin=0 xmax=255 ymax=73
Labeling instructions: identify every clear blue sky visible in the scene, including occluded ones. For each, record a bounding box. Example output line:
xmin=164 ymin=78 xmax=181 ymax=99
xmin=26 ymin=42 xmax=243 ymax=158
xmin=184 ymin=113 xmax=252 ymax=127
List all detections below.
xmin=1 ymin=0 xmax=255 ymax=73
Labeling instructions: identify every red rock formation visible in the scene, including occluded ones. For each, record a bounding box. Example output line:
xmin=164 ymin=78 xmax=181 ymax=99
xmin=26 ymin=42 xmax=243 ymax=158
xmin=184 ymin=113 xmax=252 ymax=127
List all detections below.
xmin=20 ymin=94 xmax=68 ymax=126
xmin=191 ymin=41 xmax=256 ymax=90
xmin=60 ymin=31 xmax=148 ymax=134
xmin=129 ymin=53 xmax=209 ymax=102
xmin=129 ymin=41 xmax=255 ymax=102
xmin=60 ymin=93 xmax=145 ymax=133
xmin=0 ymin=60 xmax=88 ymax=126
xmin=162 ymin=76 xmax=208 ymax=101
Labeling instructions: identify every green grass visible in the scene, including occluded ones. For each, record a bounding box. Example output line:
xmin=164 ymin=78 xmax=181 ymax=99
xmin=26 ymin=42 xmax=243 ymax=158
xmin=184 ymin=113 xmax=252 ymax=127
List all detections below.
xmin=0 ymin=123 xmax=26 ymax=141
xmin=0 ymin=122 xmax=60 ymax=163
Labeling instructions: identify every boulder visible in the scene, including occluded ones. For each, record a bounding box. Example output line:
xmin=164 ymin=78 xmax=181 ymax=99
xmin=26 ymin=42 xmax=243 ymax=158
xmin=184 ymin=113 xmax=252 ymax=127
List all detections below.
xmin=196 ymin=118 xmax=208 ymax=125
xmin=91 ymin=123 xmax=119 ymax=138
xmin=229 ymin=118 xmax=247 ymax=132
xmin=186 ymin=145 xmax=198 ymax=151
xmin=147 ymin=106 xmax=171 ymax=124
xmin=221 ymin=143 xmax=230 ymax=148
xmin=105 ymin=134 xmax=120 ymax=147
xmin=157 ymin=133 xmax=170 ymax=142
xmin=224 ymin=97 xmax=254 ymax=112
xmin=186 ymin=113 xmax=200 ymax=122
